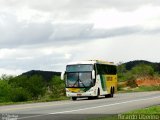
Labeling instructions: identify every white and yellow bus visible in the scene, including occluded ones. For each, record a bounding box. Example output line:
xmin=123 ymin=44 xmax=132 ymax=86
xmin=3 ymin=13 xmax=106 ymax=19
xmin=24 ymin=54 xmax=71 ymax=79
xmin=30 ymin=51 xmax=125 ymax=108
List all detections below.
xmin=61 ymin=60 xmax=117 ymax=100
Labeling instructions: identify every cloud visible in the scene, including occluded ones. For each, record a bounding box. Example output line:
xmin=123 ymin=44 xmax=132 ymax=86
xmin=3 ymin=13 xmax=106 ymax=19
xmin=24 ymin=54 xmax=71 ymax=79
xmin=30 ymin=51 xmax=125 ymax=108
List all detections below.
xmin=1 ymin=0 xmax=160 ymax=49
xmin=0 ymin=45 xmax=79 ymax=74
xmin=0 ymin=68 xmax=24 ymax=76
xmin=1 ymin=10 xmax=160 ymax=49
xmin=0 ymin=52 xmax=67 ymax=72
xmin=0 ymin=0 xmax=160 ymax=76
xmin=2 ymin=0 xmax=160 ymax=12
xmin=1 ymin=0 xmax=160 ymax=22
xmin=0 ymin=12 xmax=53 ymax=48
xmin=0 ymin=11 xmax=143 ymax=48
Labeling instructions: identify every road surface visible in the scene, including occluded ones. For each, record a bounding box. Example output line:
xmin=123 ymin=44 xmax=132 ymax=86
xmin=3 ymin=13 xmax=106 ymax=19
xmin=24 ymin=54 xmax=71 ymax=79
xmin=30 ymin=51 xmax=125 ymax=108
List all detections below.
xmin=0 ymin=91 xmax=159 ymax=120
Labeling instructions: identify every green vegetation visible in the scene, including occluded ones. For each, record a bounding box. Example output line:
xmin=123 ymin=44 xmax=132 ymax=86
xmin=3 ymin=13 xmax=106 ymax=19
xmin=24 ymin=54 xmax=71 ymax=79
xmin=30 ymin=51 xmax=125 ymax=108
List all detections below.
xmin=117 ymin=61 xmax=160 ymax=92
xmin=87 ymin=115 xmax=117 ymax=120
xmin=118 ymin=63 xmax=155 ymax=82
xmin=9 ymin=75 xmax=45 ymax=100
xmin=0 ymin=74 xmax=66 ymax=104
xmin=118 ymin=86 xmax=160 ymax=93
xmin=0 ymin=60 xmax=159 ymax=104
xmin=137 ymin=86 xmax=160 ymax=91
xmin=127 ymin=105 xmax=160 ymax=114
xmin=87 ymin=105 xmax=160 ymax=120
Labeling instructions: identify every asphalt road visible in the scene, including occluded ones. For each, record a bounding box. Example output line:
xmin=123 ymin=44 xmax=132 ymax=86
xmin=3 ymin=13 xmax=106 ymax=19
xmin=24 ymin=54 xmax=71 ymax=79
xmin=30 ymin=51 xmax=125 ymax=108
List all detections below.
xmin=0 ymin=91 xmax=160 ymax=120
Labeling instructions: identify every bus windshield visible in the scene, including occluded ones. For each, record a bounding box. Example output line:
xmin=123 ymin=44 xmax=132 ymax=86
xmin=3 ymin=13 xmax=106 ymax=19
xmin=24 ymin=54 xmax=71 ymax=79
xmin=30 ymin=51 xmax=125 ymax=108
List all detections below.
xmin=66 ymin=64 xmax=93 ymax=72
xmin=66 ymin=72 xmax=93 ymax=88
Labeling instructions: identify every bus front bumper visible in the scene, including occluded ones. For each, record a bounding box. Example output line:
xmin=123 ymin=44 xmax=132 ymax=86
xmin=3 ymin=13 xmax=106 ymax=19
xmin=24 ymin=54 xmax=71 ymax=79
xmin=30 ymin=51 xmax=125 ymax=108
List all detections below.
xmin=66 ymin=91 xmax=96 ymax=97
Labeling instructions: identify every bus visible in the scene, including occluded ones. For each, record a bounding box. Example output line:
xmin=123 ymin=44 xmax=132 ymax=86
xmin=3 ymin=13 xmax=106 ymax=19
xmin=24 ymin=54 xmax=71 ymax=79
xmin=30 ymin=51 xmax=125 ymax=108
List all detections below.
xmin=61 ymin=60 xmax=117 ymax=100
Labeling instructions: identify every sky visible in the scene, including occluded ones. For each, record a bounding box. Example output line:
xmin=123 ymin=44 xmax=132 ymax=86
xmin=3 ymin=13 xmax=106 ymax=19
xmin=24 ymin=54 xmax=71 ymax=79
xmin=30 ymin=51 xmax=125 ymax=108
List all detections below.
xmin=0 ymin=0 xmax=160 ymax=76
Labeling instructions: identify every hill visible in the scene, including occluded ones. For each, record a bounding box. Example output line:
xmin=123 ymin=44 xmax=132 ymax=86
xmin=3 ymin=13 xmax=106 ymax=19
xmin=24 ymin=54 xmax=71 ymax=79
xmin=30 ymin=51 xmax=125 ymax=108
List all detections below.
xmin=120 ymin=60 xmax=160 ymax=73
xmin=118 ymin=60 xmax=160 ymax=91
xmin=21 ymin=70 xmax=61 ymax=82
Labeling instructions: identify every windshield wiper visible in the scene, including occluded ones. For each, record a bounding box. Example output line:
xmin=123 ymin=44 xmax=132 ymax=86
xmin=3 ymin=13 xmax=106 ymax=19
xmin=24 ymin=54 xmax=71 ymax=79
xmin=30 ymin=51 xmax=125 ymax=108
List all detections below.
xmin=72 ymin=79 xmax=86 ymax=88
xmin=79 ymin=79 xmax=86 ymax=87
xmin=72 ymin=79 xmax=78 ymax=87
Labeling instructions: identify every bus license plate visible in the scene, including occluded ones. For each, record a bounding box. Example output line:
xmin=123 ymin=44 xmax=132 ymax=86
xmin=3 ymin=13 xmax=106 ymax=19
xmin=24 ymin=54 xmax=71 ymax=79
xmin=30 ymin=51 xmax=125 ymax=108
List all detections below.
xmin=77 ymin=94 xmax=82 ymax=96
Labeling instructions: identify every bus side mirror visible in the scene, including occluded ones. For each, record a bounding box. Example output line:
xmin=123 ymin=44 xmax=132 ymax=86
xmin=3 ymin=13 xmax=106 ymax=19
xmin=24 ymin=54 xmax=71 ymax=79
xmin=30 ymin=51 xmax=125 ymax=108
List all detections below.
xmin=92 ymin=70 xmax=95 ymax=79
xmin=61 ymin=71 xmax=65 ymax=80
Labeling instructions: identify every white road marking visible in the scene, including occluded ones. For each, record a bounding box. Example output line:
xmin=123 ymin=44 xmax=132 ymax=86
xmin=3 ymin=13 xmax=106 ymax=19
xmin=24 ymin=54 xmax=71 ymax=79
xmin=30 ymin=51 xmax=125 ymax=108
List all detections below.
xmin=18 ymin=95 xmax=160 ymax=119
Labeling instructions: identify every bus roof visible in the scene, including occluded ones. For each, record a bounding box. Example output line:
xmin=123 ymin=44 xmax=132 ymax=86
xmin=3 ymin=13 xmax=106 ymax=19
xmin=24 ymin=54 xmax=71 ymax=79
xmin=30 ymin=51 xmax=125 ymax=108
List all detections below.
xmin=67 ymin=60 xmax=115 ymax=65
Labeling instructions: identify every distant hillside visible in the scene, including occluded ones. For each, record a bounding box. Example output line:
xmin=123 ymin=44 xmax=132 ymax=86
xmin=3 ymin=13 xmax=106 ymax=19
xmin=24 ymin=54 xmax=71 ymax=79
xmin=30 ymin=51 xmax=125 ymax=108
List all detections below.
xmin=120 ymin=60 xmax=160 ymax=73
xmin=21 ymin=70 xmax=61 ymax=82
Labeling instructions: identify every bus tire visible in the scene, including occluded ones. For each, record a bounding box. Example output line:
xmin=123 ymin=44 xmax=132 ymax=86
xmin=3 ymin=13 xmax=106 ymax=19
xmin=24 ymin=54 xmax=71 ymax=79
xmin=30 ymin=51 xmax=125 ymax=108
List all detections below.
xmin=88 ymin=97 xmax=93 ymax=100
xmin=113 ymin=87 xmax=115 ymax=94
xmin=95 ymin=88 xmax=100 ymax=99
xmin=105 ymin=94 xmax=110 ymax=98
xmin=110 ymin=87 xmax=114 ymax=98
xmin=72 ymin=97 xmax=77 ymax=101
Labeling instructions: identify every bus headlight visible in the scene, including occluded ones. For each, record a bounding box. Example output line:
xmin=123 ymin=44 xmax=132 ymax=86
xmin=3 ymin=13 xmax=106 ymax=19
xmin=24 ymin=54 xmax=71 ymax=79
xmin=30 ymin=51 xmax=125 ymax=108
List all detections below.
xmin=66 ymin=89 xmax=70 ymax=92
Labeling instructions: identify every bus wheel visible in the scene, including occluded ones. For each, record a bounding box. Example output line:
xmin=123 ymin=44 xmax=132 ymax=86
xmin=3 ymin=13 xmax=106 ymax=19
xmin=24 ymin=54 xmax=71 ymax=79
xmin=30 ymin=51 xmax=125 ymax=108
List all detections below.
xmin=95 ymin=88 xmax=100 ymax=99
xmin=110 ymin=87 xmax=114 ymax=98
xmin=88 ymin=97 xmax=93 ymax=100
xmin=105 ymin=94 xmax=110 ymax=98
xmin=72 ymin=97 xmax=77 ymax=101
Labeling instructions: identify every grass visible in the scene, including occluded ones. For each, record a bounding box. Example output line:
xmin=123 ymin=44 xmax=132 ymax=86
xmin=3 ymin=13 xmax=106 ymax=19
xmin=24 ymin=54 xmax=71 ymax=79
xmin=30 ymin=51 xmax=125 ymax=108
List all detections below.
xmin=87 ymin=105 xmax=160 ymax=120
xmin=136 ymin=86 xmax=160 ymax=92
xmin=127 ymin=105 xmax=160 ymax=114
xmin=118 ymin=85 xmax=160 ymax=93
xmin=87 ymin=115 xmax=117 ymax=120
xmin=0 ymin=96 xmax=69 ymax=106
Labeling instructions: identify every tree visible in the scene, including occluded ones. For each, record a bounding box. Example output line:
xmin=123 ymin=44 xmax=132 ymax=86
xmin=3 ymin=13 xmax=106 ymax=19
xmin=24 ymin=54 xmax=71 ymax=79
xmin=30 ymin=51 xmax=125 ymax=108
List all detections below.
xmin=117 ymin=62 xmax=127 ymax=82
xmin=130 ymin=64 xmax=154 ymax=78
xmin=0 ymin=74 xmax=14 ymax=81
xmin=9 ymin=87 xmax=30 ymax=102
xmin=0 ymin=80 xmax=12 ymax=102
xmin=117 ymin=62 xmax=127 ymax=74
xmin=27 ymin=75 xmax=45 ymax=99
xmin=9 ymin=75 xmax=45 ymax=100
xmin=49 ymin=76 xmax=65 ymax=98
xmin=125 ymin=64 xmax=154 ymax=88
xmin=0 ymin=79 xmax=29 ymax=102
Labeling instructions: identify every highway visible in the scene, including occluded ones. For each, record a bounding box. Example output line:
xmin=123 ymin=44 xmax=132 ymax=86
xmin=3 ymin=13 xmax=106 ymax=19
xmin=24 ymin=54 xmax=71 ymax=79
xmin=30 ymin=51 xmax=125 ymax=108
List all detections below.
xmin=0 ymin=91 xmax=159 ymax=120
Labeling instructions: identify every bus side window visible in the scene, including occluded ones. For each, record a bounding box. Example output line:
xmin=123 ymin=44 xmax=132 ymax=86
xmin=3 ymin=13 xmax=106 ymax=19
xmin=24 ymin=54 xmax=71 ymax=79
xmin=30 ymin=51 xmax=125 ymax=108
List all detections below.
xmin=106 ymin=65 xmax=117 ymax=75
xmin=96 ymin=64 xmax=117 ymax=75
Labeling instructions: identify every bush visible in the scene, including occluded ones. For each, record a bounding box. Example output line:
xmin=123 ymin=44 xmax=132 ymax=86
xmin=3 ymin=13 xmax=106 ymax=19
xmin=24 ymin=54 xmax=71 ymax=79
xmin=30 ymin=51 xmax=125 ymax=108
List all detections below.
xmin=1 ymin=74 xmax=66 ymax=103
xmin=9 ymin=87 xmax=30 ymax=102
xmin=131 ymin=64 xmax=154 ymax=78
xmin=117 ymin=63 xmax=128 ymax=82
xmin=117 ymin=85 xmax=122 ymax=91
xmin=0 ymin=80 xmax=30 ymax=102
xmin=27 ymin=75 xmax=45 ymax=99
xmin=49 ymin=76 xmax=65 ymax=98
xmin=9 ymin=75 xmax=45 ymax=100
xmin=118 ymin=64 xmax=156 ymax=88
xmin=0 ymin=80 xmax=12 ymax=102
xmin=126 ymin=77 xmax=138 ymax=88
